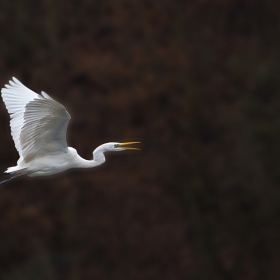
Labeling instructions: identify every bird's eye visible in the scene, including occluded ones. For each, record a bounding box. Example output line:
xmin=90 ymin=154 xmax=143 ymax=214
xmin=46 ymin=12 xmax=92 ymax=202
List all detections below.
xmin=114 ymin=144 xmax=118 ymax=148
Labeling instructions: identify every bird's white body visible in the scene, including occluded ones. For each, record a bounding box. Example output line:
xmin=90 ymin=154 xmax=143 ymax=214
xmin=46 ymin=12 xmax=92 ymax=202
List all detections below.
xmin=8 ymin=146 xmax=105 ymax=177
xmin=0 ymin=77 xmax=139 ymax=181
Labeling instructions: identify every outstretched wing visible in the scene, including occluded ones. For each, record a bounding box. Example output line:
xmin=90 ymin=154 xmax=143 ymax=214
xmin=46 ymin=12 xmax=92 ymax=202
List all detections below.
xmin=1 ymin=77 xmax=71 ymax=163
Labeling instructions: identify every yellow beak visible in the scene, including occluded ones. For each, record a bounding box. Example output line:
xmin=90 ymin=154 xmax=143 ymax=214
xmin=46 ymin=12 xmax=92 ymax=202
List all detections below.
xmin=118 ymin=142 xmax=141 ymax=150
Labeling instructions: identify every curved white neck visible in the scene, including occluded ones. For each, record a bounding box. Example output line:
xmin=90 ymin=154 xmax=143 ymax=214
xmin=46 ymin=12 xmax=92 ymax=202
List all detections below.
xmin=73 ymin=145 xmax=106 ymax=169
xmin=92 ymin=145 xmax=106 ymax=166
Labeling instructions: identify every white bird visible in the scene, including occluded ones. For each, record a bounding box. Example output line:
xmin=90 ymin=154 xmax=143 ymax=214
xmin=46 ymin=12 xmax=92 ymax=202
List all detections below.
xmin=0 ymin=77 xmax=140 ymax=184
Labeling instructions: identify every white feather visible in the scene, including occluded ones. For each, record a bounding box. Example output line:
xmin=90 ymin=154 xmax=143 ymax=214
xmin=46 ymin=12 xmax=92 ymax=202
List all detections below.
xmin=1 ymin=77 xmax=38 ymax=163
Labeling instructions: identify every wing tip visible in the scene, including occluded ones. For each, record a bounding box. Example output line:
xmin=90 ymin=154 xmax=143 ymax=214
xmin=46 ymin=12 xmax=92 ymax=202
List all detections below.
xmin=1 ymin=77 xmax=20 ymax=96
xmin=10 ymin=77 xmax=21 ymax=87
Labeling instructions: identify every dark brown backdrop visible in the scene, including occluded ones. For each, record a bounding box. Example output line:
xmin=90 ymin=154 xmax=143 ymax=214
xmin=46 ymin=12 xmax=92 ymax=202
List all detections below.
xmin=0 ymin=1 xmax=280 ymax=279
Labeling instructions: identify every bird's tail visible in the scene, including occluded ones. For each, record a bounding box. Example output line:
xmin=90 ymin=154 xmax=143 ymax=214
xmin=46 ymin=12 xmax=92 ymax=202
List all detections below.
xmin=0 ymin=168 xmax=30 ymax=186
xmin=0 ymin=173 xmax=22 ymax=186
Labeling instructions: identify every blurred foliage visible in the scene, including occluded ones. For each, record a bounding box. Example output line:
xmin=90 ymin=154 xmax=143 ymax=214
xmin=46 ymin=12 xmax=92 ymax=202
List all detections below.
xmin=0 ymin=0 xmax=280 ymax=279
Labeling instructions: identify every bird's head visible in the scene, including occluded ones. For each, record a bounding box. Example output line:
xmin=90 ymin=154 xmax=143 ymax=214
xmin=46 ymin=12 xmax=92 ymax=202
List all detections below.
xmin=103 ymin=142 xmax=141 ymax=152
xmin=93 ymin=142 xmax=141 ymax=155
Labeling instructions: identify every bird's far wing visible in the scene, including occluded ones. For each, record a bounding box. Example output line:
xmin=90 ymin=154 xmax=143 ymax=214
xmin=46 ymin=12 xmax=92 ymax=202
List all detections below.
xmin=1 ymin=77 xmax=71 ymax=163
xmin=1 ymin=77 xmax=39 ymax=161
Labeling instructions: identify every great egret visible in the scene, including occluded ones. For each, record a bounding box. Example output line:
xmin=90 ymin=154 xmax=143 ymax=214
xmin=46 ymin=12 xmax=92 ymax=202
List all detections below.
xmin=0 ymin=77 xmax=140 ymax=184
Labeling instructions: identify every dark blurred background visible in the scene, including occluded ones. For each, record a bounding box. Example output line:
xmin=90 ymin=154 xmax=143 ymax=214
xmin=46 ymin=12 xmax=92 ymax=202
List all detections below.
xmin=0 ymin=0 xmax=280 ymax=279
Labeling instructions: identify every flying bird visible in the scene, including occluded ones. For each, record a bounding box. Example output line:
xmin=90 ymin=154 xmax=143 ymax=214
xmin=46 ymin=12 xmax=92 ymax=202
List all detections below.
xmin=0 ymin=77 xmax=140 ymax=184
